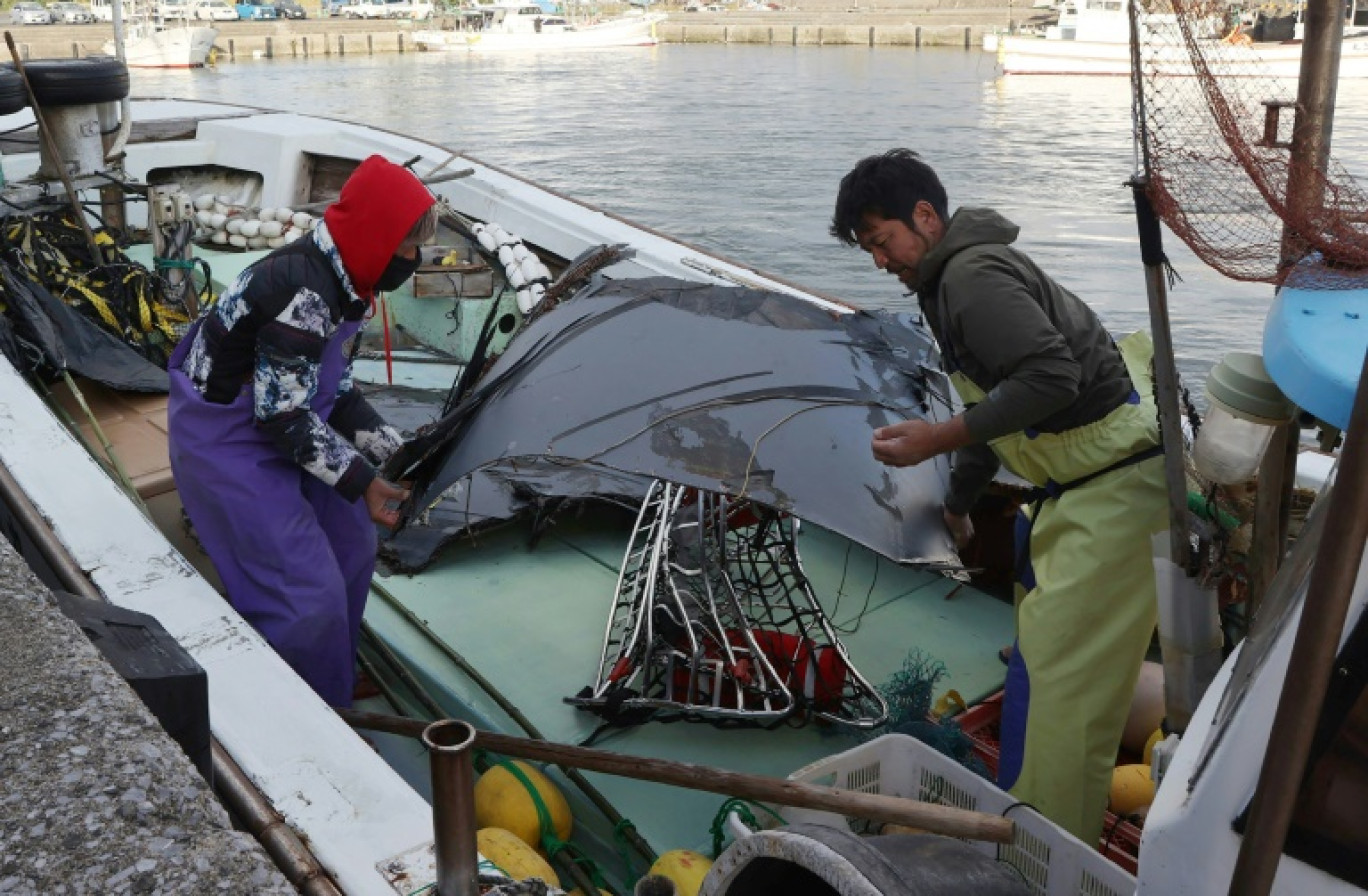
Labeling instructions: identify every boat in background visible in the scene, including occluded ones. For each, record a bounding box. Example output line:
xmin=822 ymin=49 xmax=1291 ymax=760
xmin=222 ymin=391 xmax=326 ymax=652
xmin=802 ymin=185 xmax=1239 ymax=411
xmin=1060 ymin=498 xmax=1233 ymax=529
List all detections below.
xmin=985 ymin=0 xmax=1368 ymax=76
xmin=102 ymin=0 xmax=217 ymax=68
xmin=414 ymin=1 xmax=665 ymax=52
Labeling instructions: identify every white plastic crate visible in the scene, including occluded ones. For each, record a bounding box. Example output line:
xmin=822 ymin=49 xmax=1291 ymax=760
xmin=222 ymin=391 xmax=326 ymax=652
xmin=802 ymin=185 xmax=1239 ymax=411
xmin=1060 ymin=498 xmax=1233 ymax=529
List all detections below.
xmin=739 ymin=734 xmax=1137 ymax=896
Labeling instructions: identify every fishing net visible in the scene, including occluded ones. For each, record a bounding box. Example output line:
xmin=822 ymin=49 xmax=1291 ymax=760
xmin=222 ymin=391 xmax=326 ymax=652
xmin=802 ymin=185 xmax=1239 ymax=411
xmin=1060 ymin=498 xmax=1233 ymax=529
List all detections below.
xmin=0 ymin=212 xmax=197 ymax=369
xmin=1133 ymin=0 xmax=1368 ymax=285
xmin=570 ymin=480 xmax=888 ymax=730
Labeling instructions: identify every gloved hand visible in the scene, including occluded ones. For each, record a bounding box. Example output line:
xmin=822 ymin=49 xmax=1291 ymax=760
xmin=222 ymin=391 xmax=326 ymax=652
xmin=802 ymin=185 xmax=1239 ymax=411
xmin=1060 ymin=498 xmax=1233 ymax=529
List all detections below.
xmin=365 ymin=476 xmax=410 ymax=529
xmin=943 ymin=506 xmax=974 ymax=550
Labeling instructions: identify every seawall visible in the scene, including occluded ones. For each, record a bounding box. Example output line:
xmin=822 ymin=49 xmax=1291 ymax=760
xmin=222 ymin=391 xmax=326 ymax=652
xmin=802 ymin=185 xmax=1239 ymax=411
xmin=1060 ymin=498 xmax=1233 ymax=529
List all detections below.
xmin=3 ymin=2 xmax=1025 ymax=60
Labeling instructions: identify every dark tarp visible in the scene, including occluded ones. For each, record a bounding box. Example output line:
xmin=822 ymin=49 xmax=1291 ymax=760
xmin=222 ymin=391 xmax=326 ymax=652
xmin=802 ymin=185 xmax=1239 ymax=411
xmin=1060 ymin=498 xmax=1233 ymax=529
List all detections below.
xmin=382 ymin=277 xmax=958 ymax=572
xmin=1 ymin=265 xmax=168 ymax=392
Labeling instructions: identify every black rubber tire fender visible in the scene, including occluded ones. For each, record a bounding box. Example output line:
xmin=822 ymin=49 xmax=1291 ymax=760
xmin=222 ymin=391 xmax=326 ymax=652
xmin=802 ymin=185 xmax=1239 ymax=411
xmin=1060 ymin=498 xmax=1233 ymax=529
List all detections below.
xmin=22 ymin=57 xmax=130 ymax=107
xmin=0 ymin=67 xmax=27 ymax=116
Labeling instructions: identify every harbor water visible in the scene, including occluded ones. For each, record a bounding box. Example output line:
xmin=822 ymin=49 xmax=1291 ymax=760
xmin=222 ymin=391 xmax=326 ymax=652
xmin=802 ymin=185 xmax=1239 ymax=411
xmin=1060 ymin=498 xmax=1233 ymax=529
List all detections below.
xmin=135 ymin=45 xmax=1368 ymax=387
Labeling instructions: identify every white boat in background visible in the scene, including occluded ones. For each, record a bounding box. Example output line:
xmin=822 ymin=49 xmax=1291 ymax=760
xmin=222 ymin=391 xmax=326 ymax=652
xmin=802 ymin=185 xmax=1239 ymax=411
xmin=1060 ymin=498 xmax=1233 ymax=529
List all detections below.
xmin=986 ymin=0 xmax=1368 ymax=76
xmin=102 ymin=0 xmax=217 ymax=68
xmin=414 ymin=2 xmax=665 ymax=52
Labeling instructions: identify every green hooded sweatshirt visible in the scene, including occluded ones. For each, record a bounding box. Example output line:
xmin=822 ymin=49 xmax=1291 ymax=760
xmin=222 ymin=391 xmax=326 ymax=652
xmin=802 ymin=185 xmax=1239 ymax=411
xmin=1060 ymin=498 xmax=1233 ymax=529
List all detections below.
xmin=914 ymin=208 xmax=1135 ymax=514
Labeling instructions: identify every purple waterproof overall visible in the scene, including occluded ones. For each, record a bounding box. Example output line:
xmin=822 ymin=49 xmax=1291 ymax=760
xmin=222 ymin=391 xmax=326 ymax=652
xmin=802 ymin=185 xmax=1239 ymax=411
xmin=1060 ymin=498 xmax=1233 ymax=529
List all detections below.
xmin=167 ymin=319 xmax=374 ymax=707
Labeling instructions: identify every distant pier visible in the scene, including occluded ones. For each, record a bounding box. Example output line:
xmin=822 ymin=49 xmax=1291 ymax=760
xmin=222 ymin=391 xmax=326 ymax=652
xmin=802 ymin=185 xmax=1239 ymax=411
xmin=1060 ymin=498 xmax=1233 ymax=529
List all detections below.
xmin=4 ymin=1 xmax=1021 ymax=59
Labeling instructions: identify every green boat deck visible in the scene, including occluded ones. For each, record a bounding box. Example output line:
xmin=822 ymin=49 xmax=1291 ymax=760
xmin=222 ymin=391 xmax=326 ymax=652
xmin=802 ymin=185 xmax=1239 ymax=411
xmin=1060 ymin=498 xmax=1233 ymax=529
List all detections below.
xmin=360 ymin=507 xmax=1014 ymax=872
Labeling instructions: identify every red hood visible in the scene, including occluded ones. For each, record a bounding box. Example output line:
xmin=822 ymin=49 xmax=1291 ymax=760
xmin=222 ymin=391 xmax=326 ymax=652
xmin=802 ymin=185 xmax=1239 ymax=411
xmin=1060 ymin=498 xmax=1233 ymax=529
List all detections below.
xmin=323 ymin=155 xmax=436 ymax=300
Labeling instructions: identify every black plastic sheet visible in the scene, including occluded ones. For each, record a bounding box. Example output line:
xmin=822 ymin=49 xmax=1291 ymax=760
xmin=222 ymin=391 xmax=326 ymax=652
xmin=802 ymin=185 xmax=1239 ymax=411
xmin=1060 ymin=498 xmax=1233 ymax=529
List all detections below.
xmin=384 ymin=277 xmax=958 ymax=571
xmin=0 ymin=264 xmax=168 ymax=392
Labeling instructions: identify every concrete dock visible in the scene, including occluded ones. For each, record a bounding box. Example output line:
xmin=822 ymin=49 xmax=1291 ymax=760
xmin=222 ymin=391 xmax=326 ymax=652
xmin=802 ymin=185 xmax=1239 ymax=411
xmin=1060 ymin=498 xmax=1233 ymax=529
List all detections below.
xmin=0 ymin=537 xmax=295 ymax=896
xmin=2 ymin=0 xmax=1028 ymax=59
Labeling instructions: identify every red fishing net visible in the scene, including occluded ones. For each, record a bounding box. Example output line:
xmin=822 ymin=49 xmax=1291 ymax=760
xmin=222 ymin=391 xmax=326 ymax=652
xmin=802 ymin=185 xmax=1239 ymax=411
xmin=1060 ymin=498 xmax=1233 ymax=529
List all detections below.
xmin=1133 ymin=0 xmax=1368 ymax=286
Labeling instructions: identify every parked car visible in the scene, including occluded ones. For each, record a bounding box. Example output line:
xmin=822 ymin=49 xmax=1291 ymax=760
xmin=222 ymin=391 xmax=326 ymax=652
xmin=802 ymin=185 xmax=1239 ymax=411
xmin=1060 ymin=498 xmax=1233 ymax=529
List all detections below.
xmin=385 ymin=0 xmax=433 ymax=18
xmin=341 ymin=0 xmax=391 ymax=17
xmin=46 ymin=2 xmax=93 ymax=22
xmin=235 ymin=0 xmax=277 ymax=16
xmin=192 ymin=0 xmax=238 ymax=19
xmin=274 ymin=0 xmax=306 ymax=16
xmin=156 ymin=0 xmax=190 ymax=17
xmin=10 ymin=2 xmax=52 ymax=23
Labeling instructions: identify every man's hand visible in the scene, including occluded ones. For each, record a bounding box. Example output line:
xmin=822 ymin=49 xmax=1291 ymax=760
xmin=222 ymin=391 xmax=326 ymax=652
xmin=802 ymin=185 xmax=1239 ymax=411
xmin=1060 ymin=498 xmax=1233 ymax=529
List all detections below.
xmin=364 ymin=477 xmax=410 ymax=529
xmin=943 ymin=507 xmax=975 ymax=550
xmin=872 ymin=416 xmax=972 ymax=468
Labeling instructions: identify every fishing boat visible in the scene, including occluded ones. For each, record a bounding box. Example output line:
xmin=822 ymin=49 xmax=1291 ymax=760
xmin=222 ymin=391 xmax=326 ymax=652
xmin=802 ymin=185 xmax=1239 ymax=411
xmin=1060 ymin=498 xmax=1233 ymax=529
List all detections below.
xmin=412 ymin=2 xmax=665 ymax=52
xmin=985 ymin=0 xmax=1368 ymax=76
xmin=100 ymin=0 xmax=218 ymax=68
xmin=0 ymin=72 xmax=1027 ymax=893
xmin=2 ymin=0 xmax=1367 ymax=887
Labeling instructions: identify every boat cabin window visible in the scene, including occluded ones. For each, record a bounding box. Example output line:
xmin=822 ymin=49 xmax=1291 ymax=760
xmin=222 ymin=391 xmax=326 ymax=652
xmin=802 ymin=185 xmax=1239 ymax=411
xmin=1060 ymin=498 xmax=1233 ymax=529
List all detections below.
xmin=1085 ymin=0 xmax=1122 ymax=10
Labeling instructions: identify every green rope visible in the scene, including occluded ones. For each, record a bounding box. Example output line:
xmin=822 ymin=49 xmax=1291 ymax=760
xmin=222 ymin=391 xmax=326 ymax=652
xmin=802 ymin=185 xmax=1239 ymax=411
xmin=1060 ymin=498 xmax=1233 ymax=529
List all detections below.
xmin=612 ymin=818 xmax=647 ymax=884
xmin=708 ymin=798 xmax=787 ymax=859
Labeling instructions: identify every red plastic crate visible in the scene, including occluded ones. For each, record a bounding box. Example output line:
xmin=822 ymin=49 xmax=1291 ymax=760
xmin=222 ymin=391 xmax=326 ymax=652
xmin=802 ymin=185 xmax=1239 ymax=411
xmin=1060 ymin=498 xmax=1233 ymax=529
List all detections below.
xmin=954 ymin=691 xmax=1143 ymax=875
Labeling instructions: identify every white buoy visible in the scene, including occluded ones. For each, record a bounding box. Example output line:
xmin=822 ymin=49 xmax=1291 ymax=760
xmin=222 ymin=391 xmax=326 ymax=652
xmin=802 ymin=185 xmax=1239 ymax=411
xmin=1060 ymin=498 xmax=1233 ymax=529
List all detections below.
xmin=258 ymin=207 xmax=276 ymax=223
xmin=212 ymin=201 xmax=230 ymax=216
xmin=516 ymin=288 xmax=535 ymax=314
xmin=225 ymin=219 xmax=244 ymax=235
xmin=211 ymin=230 xmax=229 ymax=244
xmin=507 ymin=265 xmax=527 ymax=289
xmin=259 ymin=221 xmax=284 ymax=239
xmin=229 ymin=234 xmax=248 ymax=248
xmin=519 ymin=255 xmax=542 ymax=283
xmin=239 ymin=220 xmax=261 ymax=238
xmin=291 ymin=212 xmax=313 ymax=230
xmin=497 ymin=245 xmax=516 ymax=267
xmin=194 ymin=209 xmax=214 ymax=227
xmin=476 ymin=228 xmax=499 ymax=254
xmin=193 ymin=194 xmax=216 ymax=211
xmin=283 ymin=230 xmax=302 ymax=244
xmin=209 ymin=212 xmax=227 ymax=229
xmin=247 ymin=235 xmax=268 ymax=249
xmin=275 ymin=207 xmax=295 ymax=223
xmin=267 ymin=236 xmax=286 ymax=249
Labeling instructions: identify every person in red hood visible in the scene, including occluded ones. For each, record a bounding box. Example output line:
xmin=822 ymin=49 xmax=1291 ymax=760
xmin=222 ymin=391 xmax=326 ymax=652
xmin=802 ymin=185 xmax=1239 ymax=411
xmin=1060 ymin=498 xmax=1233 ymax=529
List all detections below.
xmin=167 ymin=155 xmax=438 ymax=707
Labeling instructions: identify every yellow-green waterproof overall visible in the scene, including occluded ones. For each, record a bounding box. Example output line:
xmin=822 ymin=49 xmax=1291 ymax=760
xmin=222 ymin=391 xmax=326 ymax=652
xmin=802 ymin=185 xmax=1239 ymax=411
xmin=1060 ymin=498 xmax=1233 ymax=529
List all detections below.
xmin=950 ymin=330 xmax=1167 ymax=844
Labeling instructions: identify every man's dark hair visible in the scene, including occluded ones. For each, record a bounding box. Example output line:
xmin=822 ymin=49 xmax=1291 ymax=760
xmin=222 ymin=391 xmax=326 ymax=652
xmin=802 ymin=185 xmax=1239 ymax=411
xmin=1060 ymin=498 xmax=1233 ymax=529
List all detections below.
xmin=830 ymin=149 xmax=950 ymax=246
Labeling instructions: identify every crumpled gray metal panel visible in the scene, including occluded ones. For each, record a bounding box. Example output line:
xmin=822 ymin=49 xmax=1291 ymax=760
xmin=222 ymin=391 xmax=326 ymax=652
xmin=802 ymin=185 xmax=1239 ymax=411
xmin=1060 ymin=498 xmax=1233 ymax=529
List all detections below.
xmin=384 ymin=277 xmax=957 ymax=571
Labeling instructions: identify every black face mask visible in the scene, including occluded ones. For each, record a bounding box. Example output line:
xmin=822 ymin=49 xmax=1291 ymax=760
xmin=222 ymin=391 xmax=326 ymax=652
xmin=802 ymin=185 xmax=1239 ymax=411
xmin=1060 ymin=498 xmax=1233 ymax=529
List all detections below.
xmin=374 ymin=249 xmax=422 ymax=292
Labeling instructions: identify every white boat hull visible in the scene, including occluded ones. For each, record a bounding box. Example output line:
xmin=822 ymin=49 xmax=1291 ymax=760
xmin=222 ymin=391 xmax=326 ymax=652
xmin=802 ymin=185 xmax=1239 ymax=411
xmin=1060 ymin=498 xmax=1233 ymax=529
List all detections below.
xmin=104 ymin=25 xmax=218 ymax=68
xmin=414 ymin=13 xmax=663 ymax=52
xmin=995 ymin=32 xmax=1368 ymax=77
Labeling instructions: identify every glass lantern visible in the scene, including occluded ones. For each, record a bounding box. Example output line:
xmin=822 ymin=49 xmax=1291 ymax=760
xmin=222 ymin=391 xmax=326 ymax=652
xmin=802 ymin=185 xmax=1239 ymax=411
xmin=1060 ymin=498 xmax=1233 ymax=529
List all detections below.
xmin=1192 ymin=352 xmax=1295 ymax=485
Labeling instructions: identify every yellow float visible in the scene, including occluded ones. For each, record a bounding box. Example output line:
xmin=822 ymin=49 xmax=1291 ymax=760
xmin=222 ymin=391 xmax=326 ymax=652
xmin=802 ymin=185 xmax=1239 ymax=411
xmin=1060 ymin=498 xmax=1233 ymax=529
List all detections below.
xmin=474 ymin=760 xmax=573 ymax=849
xmin=648 ymin=849 xmax=713 ymax=896
xmin=1109 ymin=763 xmax=1157 ymax=816
xmin=477 ymin=827 xmax=559 ymax=884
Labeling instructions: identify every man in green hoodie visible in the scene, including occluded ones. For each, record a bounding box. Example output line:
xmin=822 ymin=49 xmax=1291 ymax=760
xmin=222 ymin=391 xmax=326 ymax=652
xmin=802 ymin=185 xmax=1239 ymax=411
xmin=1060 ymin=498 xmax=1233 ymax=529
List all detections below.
xmin=831 ymin=148 xmax=1168 ymax=844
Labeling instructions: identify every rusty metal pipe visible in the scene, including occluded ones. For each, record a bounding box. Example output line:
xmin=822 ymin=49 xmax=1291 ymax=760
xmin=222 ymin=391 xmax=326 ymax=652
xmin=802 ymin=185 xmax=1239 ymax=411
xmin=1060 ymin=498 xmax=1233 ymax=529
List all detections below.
xmin=213 ymin=743 xmax=344 ymax=896
xmin=423 ymin=719 xmax=480 ymax=896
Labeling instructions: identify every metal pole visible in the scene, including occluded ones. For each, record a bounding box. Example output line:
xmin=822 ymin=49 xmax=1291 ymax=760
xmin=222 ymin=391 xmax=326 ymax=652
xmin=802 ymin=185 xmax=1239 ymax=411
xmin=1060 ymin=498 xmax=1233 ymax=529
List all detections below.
xmin=1281 ymin=0 xmax=1346 ymax=267
xmin=422 ymin=720 xmax=480 ymax=896
xmin=1130 ymin=180 xmax=1192 ymax=572
xmin=1227 ymin=349 xmax=1368 ymax=896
